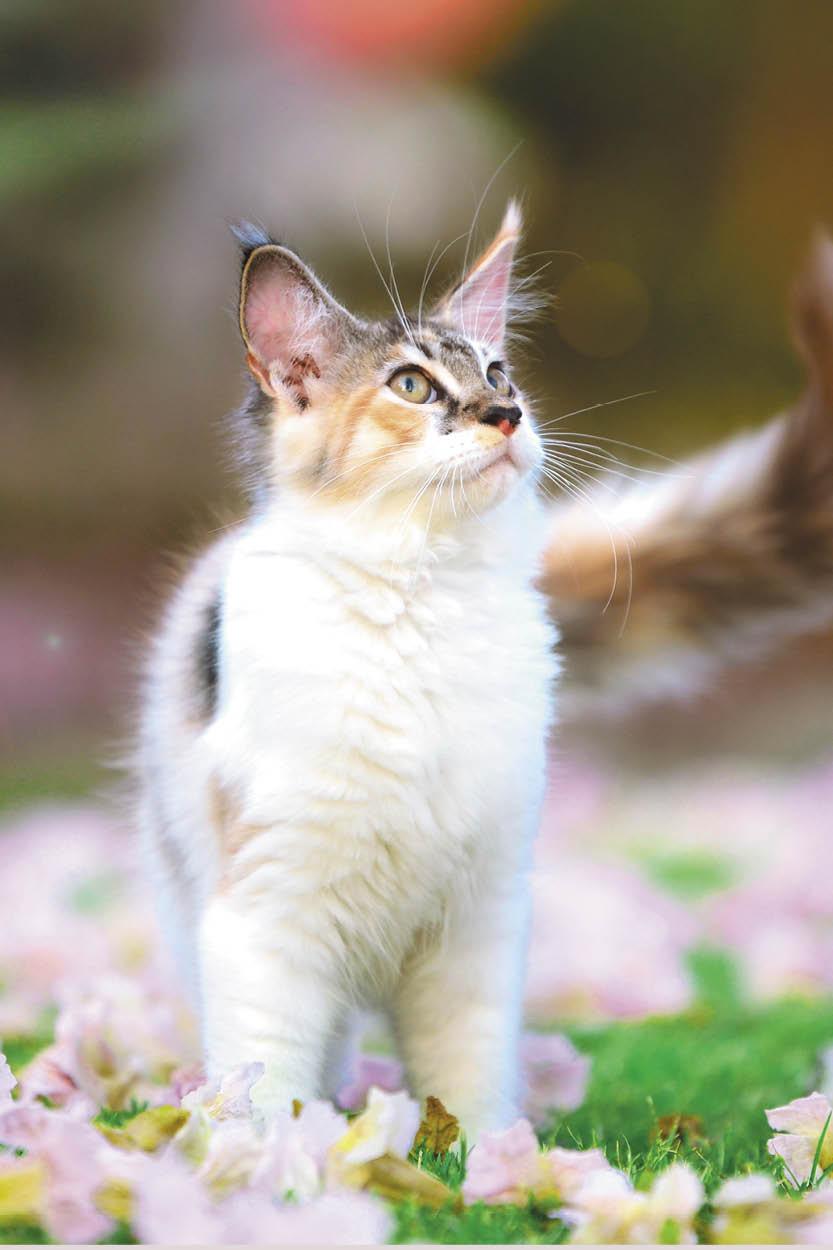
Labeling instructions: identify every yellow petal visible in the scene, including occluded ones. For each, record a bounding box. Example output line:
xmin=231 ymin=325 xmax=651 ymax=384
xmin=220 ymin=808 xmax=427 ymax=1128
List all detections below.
xmin=0 ymin=1161 xmax=44 ymax=1222
xmin=95 ymin=1178 xmax=133 ymax=1224
xmin=359 ymin=1153 xmax=460 ymax=1210
xmin=97 ymin=1105 xmax=190 ymax=1152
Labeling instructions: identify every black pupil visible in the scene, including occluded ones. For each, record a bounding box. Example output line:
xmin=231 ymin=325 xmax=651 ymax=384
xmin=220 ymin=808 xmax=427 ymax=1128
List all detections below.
xmin=405 ymin=376 xmax=415 ymax=391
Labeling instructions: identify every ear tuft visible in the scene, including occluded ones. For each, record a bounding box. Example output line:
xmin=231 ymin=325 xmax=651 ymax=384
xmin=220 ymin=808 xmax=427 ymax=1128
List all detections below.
xmin=433 ymin=199 xmax=523 ymax=350
xmin=230 ymin=220 xmax=278 ymax=269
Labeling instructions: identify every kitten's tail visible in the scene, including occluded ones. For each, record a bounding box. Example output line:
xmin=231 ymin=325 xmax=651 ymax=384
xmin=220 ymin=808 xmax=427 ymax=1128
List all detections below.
xmin=540 ymin=231 xmax=833 ymax=712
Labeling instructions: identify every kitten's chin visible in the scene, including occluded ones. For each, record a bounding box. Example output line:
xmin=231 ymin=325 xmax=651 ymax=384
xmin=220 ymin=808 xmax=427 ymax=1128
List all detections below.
xmin=462 ymin=451 xmax=527 ymax=511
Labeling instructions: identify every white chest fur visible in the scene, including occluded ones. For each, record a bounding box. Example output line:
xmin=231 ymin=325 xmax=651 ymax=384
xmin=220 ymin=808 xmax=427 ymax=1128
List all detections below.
xmin=203 ymin=492 xmax=558 ymax=994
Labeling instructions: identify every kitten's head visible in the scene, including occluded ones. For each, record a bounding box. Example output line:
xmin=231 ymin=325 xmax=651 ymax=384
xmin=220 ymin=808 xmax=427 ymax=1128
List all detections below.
xmin=234 ymin=201 xmax=542 ymax=526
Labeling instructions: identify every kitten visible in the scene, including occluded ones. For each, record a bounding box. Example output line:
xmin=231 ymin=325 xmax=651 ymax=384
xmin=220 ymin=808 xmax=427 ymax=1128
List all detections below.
xmin=139 ymin=202 xmax=558 ymax=1136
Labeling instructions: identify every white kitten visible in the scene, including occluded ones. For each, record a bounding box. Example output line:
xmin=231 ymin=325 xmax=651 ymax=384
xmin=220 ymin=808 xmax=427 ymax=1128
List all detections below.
xmin=138 ymin=201 xmax=558 ymax=1138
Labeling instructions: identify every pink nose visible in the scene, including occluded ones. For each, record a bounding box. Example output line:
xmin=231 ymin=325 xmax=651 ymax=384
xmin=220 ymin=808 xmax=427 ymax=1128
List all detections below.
xmin=498 ymin=417 xmax=516 ymax=437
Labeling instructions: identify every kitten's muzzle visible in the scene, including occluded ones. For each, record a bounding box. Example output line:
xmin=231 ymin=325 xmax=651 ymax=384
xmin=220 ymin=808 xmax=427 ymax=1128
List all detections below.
xmin=479 ymin=403 xmax=522 ymax=437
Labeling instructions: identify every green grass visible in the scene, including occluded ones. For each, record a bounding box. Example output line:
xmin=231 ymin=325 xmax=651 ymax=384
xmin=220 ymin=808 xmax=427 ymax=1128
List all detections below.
xmin=1 ymin=1032 xmax=52 ymax=1076
xmin=94 ymin=1101 xmax=150 ymax=1130
xmin=5 ymin=982 xmax=833 ymax=1243
xmin=639 ymin=848 xmax=737 ymax=900
xmin=393 ymin=1196 xmax=570 ymax=1244
xmin=554 ymin=996 xmax=833 ymax=1184
xmin=394 ymin=982 xmax=833 ymax=1243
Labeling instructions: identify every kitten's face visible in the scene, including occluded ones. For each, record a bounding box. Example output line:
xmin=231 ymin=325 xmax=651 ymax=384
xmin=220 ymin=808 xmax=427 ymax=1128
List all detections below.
xmin=237 ymin=201 xmax=540 ymax=524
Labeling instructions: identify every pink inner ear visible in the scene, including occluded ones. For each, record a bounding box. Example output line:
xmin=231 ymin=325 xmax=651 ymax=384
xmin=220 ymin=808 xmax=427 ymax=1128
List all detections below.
xmin=450 ymin=236 xmax=515 ymax=349
xmin=244 ymin=260 xmax=331 ymax=374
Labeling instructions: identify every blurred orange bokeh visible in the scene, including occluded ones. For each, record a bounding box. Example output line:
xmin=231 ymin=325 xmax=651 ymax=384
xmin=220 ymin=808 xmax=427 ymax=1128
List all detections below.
xmin=243 ymin=0 xmax=545 ymax=71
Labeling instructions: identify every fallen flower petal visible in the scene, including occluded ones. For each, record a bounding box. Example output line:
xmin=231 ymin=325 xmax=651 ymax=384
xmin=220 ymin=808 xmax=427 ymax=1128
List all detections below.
xmin=0 ymin=1101 xmax=116 ymax=1243
xmin=182 ymin=1060 xmax=265 ymax=1121
xmin=462 ymin=1118 xmax=553 ymax=1205
xmin=0 ymin=1155 xmax=45 ymax=1224
xmin=766 ymin=1092 xmax=833 ymax=1183
xmin=331 ymin=1086 xmax=420 ymax=1170
xmin=565 ymin=1162 xmax=703 ymax=1244
xmin=338 ymin=1053 xmax=404 ymax=1112
xmin=97 ymin=1105 xmax=190 ymax=1153
xmin=521 ymin=1031 xmax=590 ymax=1124
xmin=0 ymin=1052 xmax=15 ymax=1107
xmin=712 ymin=1171 xmax=833 ymax=1244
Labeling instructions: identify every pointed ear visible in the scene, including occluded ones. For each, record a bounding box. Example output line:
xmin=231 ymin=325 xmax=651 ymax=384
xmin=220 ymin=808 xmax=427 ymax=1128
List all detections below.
xmin=433 ymin=200 xmax=522 ymax=351
xmin=239 ymin=243 xmax=357 ymax=406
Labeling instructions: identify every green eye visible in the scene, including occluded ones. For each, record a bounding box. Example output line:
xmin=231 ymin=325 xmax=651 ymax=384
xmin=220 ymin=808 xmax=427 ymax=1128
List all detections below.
xmin=487 ymin=365 xmax=514 ymax=398
xmin=388 ymin=368 xmax=437 ymax=404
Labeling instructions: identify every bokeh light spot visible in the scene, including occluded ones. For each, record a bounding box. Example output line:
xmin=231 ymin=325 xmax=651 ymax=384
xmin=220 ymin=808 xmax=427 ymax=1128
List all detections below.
xmin=556 ymin=261 xmax=651 ymax=358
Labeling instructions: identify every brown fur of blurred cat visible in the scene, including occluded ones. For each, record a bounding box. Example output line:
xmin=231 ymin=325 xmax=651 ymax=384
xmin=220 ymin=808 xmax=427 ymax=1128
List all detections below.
xmin=541 ymin=231 xmax=833 ymax=711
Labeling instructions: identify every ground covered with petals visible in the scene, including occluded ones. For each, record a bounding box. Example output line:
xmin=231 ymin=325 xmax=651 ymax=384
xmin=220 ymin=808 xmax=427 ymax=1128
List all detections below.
xmin=3 ymin=755 xmax=833 ymax=1244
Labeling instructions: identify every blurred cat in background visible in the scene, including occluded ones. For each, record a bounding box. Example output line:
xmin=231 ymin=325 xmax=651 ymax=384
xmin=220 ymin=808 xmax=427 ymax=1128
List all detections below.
xmin=544 ymin=232 xmax=833 ymax=711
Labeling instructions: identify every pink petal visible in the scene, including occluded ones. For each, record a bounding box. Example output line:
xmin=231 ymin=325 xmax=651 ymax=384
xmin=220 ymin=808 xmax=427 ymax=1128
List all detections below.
xmin=126 ymin=1150 xmax=226 ymax=1245
xmin=171 ymin=1062 xmax=206 ymax=1102
xmin=0 ymin=1102 xmax=115 ymax=1243
xmin=462 ymin=1119 xmax=542 ymax=1204
xmin=521 ymin=1032 xmax=590 ymax=1123
xmin=0 ymin=1052 xmax=16 ymax=1106
xmin=767 ymin=1133 xmax=819 ymax=1184
xmin=337 ymin=1054 xmax=404 ymax=1111
xmin=766 ymin=1093 xmax=833 ymax=1137
xmin=223 ymin=1189 xmax=393 ymax=1245
xmin=546 ymin=1146 xmax=616 ymax=1201
xmin=649 ymin=1161 xmax=705 ymax=1220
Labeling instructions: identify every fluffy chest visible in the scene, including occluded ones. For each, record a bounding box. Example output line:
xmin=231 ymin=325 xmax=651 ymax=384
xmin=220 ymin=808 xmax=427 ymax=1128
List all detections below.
xmin=206 ymin=521 xmax=557 ymax=932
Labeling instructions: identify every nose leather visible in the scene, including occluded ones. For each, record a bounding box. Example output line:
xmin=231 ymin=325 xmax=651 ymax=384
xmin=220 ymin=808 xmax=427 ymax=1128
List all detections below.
xmin=480 ymin=403 xmax=522 ymax=431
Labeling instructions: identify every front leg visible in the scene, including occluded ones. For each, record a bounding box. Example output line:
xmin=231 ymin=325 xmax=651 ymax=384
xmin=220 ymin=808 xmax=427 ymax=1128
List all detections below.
xmin=390 ymin=881 xmax=530 ymax=1141
xmin=198 ymin=890 xmax=343 ymax=1116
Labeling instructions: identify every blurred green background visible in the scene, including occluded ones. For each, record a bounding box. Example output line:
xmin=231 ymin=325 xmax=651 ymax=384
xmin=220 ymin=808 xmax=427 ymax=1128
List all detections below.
xmin=3 ymin=0 xmax=833 ymax=792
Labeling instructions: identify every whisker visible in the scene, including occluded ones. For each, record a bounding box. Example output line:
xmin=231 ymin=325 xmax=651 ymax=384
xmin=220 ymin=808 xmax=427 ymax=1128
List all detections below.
xmin=537 ymin=435 xmax=684 ymax=479
xmin=416 ymin=239 xmax=440 ymax=340
xmin=548 ymin=462 xmax=635 ymax=618
xmin=460 ymin=141 xmax=523 ymax=293
xmin=385 ymin=195 xmax=415 ymax=347
xmin=542 ymin=448 xmax=660 ymax=489
xmin=411 ymin=463 xmax=451 ymax=591
xmin=417 ymin=229 xmax=470 ymax=336
xmin=353 ymin=201 xmax=414 ymax=345
xmin=341 ymin=459 xmax=423 ymax=523
xmin=541 ymin=428 xmax=682 ymax=468
xmin=307 ymin=446 xmax=409 ymax=499
xmin=539 ymin=389 xmax=658 ymax=429
xmin=537 ymin=460 xmax=634 ymax=615
xmin=396 ymin=463 xmax=443 ymax=543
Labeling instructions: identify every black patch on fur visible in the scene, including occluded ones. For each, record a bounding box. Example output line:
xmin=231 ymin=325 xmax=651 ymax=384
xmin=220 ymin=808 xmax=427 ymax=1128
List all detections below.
xmin=443 ymin=394 xmax=460 ymax=433
xmin=196 ymin=592 xmax=222 ymax=718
